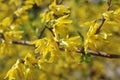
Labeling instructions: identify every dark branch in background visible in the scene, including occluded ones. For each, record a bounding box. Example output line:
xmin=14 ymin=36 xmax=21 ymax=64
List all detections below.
xmin=113 ymin=31 xmax=120 ymax=36
xmin=107 ymin=0 xmax=112 ymax=11
xmin=46 ymin=27 xmax=55 ymax=37
xmin=12 ymin=40 xmax=34 ymax=46
xmin=38 ymin=26 xmax=46 ymax=39
xmin=95 ymin=0 xmax=111 ymax=34
xmin=0 ymin=33 xmax=4 ymax=39
xmin=87 ymin=50 xmax=120 ymax=58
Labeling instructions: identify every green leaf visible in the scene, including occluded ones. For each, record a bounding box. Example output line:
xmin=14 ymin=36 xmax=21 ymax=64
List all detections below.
xmin=79 ymin=53 xmax=91 ymax=64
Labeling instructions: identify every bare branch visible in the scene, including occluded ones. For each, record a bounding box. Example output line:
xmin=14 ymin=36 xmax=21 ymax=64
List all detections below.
xmin=46 ymin=27 xmax=55 ymax=37
xmin=12 ymin=40 xmax=34 ymax=46
xmin=77 ymin=47 xmax=120 ymax=58
xmin=38 ymin=26 xmax=46 ymax=39
xmin=113 ymin=31 xmax=120 ymax=36
xmin=95 ymin=18 xmax=105 ymax=34
xmin=57 ymin=0 xmax=63 ymax=5
xmin=0 ymin=33 xmax=4 ymax=39
xmin=2 ymin=37 xmax=120 ymax=59
xmin=88 ymin=50 xmax=120 ymax=58
xmin=107 ymin=0 xmax=112 ymax=11
xmin=95 ymin=0 xmax=112 ymax=34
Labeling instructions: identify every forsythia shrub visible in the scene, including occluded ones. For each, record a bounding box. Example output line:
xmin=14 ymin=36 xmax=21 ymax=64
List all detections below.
xmin=0 ymin=0 xmax=120 ymax=80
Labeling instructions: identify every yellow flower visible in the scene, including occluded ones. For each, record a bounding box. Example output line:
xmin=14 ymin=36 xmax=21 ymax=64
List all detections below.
xmin=5 ymin=59 xmax=26 ymax=80
xmin=102 ymin=11 xmax=114 ymax=20
xmin=31 ymin=38 xmax=60 ymax=63
xmin=0 ymin=16 xmax=13 ymax=29
xmin=24 ymin=53 xmax=38 ymax=68
xmin=114 ymin=8 xmax=120 ymax=21
xmin=41 ymin=11 xmax=54 ymax=23
xmin=24 ymin=0 xmax=34 ymax=5
xmin=4 ymin=30 xmax=23 ymax=41
xmin=53 ymin=15 xmax=72 ymax=27
xmin=49 ymin=0 xmax=70 ymax=16
xmin=53 ymin=15 xmax=72 ymax=40
xmin=60 ymin=36 xmax=81 ymax=51
xmin=15 ymin=5 xmax=33 ymax=16
xmin=84 ymin=22 xmax=99 ymax=54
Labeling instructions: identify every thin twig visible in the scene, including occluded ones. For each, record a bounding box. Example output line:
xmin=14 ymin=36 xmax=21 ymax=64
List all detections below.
xmin=12 ymin=40 xmax=34 ymax=46
xmin=38 ymin=26 xmax=46 ymax=39
xmin=57 ymin=0 xmax=63 ymax=5
xmin=113 ymin=31 xmax=120 ymax=36
xmin=0 ymin=32 xmax=33 ymax=46
xmin=95 ymin=18 xmax=105 ymax=34
xmin=87 ymin=50 xmax=120 ymax=58
xmin=0 ymin=33 xmax=4 ymax=39
xmin=107 ymin=0 xmax=112 ymax=11
xmin=95 ymin=0 xmax=111 ymax=34
xmin=77 ymin=47 xmax=120 ymax=58
xmin=46 ymin=27 xmax=55 ymax=37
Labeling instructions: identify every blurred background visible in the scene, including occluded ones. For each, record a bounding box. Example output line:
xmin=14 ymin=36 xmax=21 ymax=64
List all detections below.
xmin=0 ymin=0 xmax=120 ymax=80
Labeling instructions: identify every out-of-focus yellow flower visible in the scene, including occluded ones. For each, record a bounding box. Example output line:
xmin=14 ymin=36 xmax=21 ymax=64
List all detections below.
xmin=24 ymin=0 xmax=34 ymax=5
xmin=15 ymin=15 xmax=29 ymax=24
xmin=15 ymin=5 xmax=33 ymax=16
xmin=102 ymin=11 xmax=114 ymax=20
xmin=49 ymin=0 xmax=70 ymax=16
xmin=9 ymin=0 xmax=22 ymax=6
xmin=0 ymin=16 xmax=13 ymax=30
xmin=25 ymin=68 xmax=35 ymax=80
xmin=114 ymin=8 xmax=120 ymax=21
xmin=80 ymin=21 xmax=92 ymax=27
xmin=35 ymin=0 xmax=42 ymax=6
xmin=4 ymin=30 xmax=23 ymax=41
xmin=5 ymin=59 xmax=26 ymax=80
xmin=102 ymin=8 xmax=120 ymax=22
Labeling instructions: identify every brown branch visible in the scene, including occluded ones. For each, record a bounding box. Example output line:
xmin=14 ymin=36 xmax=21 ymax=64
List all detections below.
xmin=3 ymin=38 xmax=120 ymax=58
xmin=38 ymin=26 xmax=46 ymax=39
xmin=77 ymin=47 xmax=120 ymax=58
xmin=0 ymin=32 xmax=33 ymax=46
xmin=46 ymin=27 xmax=55 ymax=37
xmin=88 ymin=50 xmax=120 ymax=58
xmin=95 ymin=18 xmax=105 ymax=34
xmin=12 ymin=40 xmax=34 ymax=46
xmin=0 ymin=33 xmax=4 ymax=39
xmin=38 ymin=0 xmax=64 ymax=39
xmin=113 ymin=31 xmax=120 ymax=36
xmin=2 ymin=32 xmax=120 ymax=58
xmin=95 ymin=0 xmax=111 ymax=34
xmin=57 ymin=0 xmax=63 ymax=5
